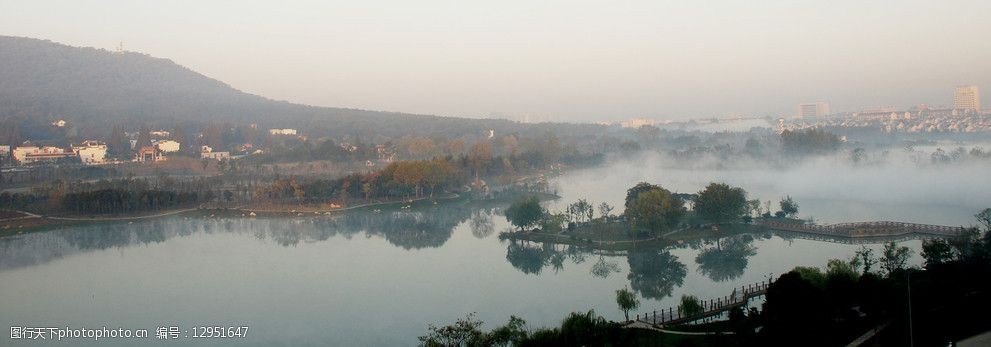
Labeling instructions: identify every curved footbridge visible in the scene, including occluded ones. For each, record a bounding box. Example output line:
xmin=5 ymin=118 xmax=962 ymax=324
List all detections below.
xmin=756 ymin=219 xmax=966 ymax=239
xmin=629 ymin=279 xmax=773 ymax=328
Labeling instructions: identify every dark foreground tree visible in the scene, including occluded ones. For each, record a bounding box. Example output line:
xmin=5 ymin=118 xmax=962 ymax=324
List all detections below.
xmin=679 ymin=295 xmax=703 ymax=317
xmin=880 ymin=241 xmax=912 ymax=275
xmin=921 ymin=238 xmax=956 ymax=268
xmin=615 ymin=287 xmax=639 ymax=321
xmin=976 ymin=208 xmax=991 ymax=231
xmin=762 ymin=271 xmax=829 ymax=345
xmin=419 ymin=313 xmax=529 ymax=347
xmin=418 ymin=313 xmax=484 ymax=347
xmin=419 ymin=310 xmax=668 ymax=346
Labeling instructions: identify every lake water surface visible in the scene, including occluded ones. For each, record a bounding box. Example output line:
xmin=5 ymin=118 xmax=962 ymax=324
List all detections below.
xmin=2 ymin=156 xmax=986 ymax=346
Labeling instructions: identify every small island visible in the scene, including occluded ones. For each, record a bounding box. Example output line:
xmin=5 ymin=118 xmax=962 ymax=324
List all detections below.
xmin=500 ymin=181 xmax=966 ymax=251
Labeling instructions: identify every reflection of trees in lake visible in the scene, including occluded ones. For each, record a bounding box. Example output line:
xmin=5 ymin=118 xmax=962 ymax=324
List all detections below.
xmin=330 ymin=206 xmax=475 ymax=249
xmin=243 ymin=204 xmax=479 ymax=249
xmin=590 ymin=256 xmax=620 ymax=278
xmin=506 ymin=240 xmax=550 ymax=274
xmin=627 ymin=249 xmax=687 ymax=300
xmin=469 ymin=209 xmax=495 ymax=239
xmin=694 ymin=234 xmax=757 ymax=282
xmin=352 ymin=212 xmax=454 ymax=249
xmin=265 ymin=220 xmax=327 ymax=247
xmin=47 ymin=219 xmax=187 ymax=250
xmin=548 ymin=250 xmax=566 ymax=273
xmin=504 ymin=241 xmax=593 ymax=275
xmin=566 ymin=245 xmax=587 ymax=265
xmin=0 ymin=206 xmax=480 ymax=270
xmin=0 ymin=218 xmax=207 ymax=271
xmin=240 ymin=205 xmax=479 ymax=248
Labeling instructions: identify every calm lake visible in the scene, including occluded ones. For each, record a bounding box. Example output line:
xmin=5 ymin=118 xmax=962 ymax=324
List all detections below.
xmin=2 ymin=155 xmax=988 ymax=346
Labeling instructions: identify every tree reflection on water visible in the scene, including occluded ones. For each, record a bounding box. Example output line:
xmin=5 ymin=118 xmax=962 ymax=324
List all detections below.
xmin=469 ymin=209 xmax=495 ymax=239
xmin=590 ymin=256 xmax=620 ymax=278
xmin=626 ymin=249 xmax=687 ymax=300
xmin=500 ymin=237 xmax=693 ymax=299
xmin=0 ymin=204 xmax=482 ymax=270
xmin=505 ymin=240 xmax=550 ymax=275
xmin=498 ymin=231 xmax=767 ymax=299
xmin=694 ymin=234 xmax=758 ymax=282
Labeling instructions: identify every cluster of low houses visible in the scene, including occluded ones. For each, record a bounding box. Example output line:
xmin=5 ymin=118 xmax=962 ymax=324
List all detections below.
xmin=5 ymin=141 xmax=109 ymax=165
xmin=1 ymin=127 xmax=302 ymax=166
xmin=780 ymin=109 xmax=991 ymax=134
xmin=1 ymin=140 xmax=237 ymax=166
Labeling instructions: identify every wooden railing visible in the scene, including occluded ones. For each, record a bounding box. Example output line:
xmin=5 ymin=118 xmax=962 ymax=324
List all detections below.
xmin=755 ymin=219 xmax=965 ymax=238
xmin=635 ymin=278 xmax=773 ymax=327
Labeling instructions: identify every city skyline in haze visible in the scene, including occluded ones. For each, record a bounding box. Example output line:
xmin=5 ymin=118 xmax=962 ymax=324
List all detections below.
xmin=1 ymin=0 xmax=989 ymax=123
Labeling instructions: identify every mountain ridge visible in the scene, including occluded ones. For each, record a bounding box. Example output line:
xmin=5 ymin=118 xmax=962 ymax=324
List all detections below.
xmin=0 ymin=36 xmax=599 ymax=142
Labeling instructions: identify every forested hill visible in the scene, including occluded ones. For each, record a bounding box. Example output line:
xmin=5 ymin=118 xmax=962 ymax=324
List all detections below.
xmin=0 ymin=36 xmax=603 ymax=141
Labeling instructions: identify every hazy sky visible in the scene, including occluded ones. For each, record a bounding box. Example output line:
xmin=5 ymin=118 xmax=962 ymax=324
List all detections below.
xmin=1 ymin=0 xmax=989 ymax=122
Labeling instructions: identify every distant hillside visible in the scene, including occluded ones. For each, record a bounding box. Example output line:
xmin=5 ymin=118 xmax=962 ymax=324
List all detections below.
xmin=0 ymin=36 xmax=602 ymax=141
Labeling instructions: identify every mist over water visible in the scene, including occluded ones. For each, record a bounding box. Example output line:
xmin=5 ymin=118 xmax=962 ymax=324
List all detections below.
xmin=549 ymin=150 xmax=991 ymax=225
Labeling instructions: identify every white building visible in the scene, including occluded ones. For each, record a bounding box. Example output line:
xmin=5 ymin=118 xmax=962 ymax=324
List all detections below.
xmin=12 ymin=145 xmax=39 ymax=163
xmin=200 ymin=145 xmax=229 ymax=160
xmin=201 ymin=151 xmax=230 ymax=160
xmin=12 ymin=145 xmax=75 ymax=164
xmin=954 ymin=85 xmax=981 ymax=112
xmin=269 ymin=128 xmax=298 ymax=136
xmin=73 ymin=140 xmax=107 ymax=165
xmin=154 ymin=140 xmax=181 ymax=153
xmin=798 ymin=102 xmax=830 ymax=118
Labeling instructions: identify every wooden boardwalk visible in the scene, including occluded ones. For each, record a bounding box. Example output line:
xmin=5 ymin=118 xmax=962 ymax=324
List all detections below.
xmin=770 ymin=230 xmax=935 ymax=245
xmin=755 ymin=219 xmax=966 ymax=238
xmin=632 ymin=279 xmax=773 ymax=327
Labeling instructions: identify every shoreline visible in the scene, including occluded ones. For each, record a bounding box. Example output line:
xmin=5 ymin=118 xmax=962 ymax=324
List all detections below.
xmin=230 ymin=192 xmax=462 ymax=216
xmin=0 ymin=194 xmax=459 ymax=236
xmin=0 ymin=159 xmax=575 ymax=237
xmin=0 ymin=189 xmax=561 ymax=237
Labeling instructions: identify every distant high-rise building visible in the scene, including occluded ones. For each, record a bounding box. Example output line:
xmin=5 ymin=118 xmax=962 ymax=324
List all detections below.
xmin=954 ymin=85 xmax=981 ymax=112
xmin=797 ymin=102 xmax=830 ymax=118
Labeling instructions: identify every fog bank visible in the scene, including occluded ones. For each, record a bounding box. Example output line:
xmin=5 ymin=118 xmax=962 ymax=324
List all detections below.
xmin=549 ymin=150 xmax=991 ymax=225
